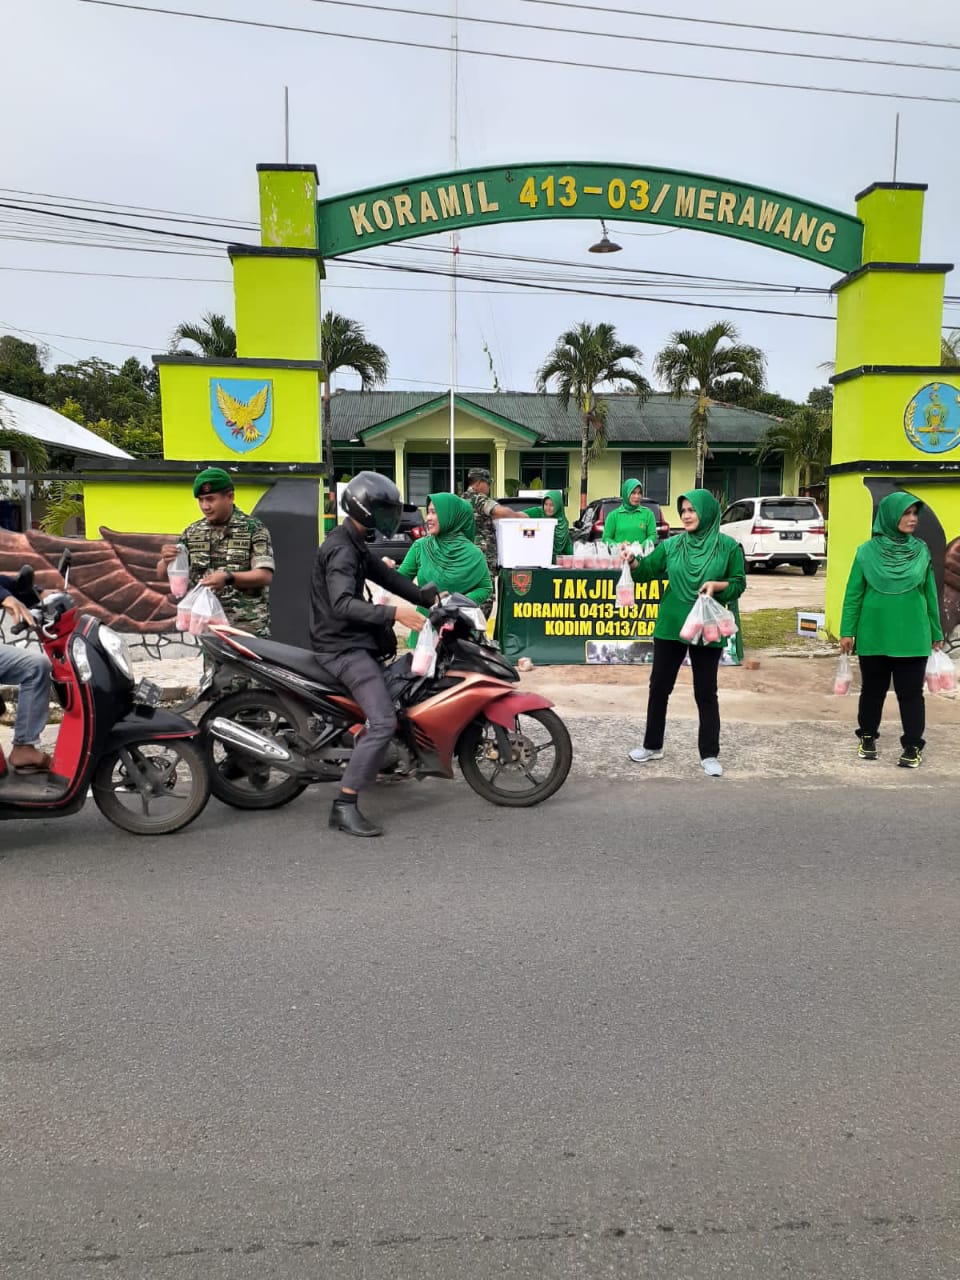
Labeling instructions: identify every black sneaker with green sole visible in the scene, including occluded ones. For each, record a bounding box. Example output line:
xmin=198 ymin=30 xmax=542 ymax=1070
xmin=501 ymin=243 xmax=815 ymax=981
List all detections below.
xmin=898 ymin=745 xmax=922 ymax=769
xmin=857 ymin=734 xmax=878 ymax=761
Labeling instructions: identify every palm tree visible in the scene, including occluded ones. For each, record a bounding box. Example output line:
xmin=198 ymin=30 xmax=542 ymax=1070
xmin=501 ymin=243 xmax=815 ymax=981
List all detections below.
xmin=320 ymin=311 xmax=389 ymax=513
xmin=171 ymin=312 xmax=237 ymax=358
xmin=942 ymin=330 xmax=960 ymax=368
xmin=536 ymin=321 xmax=650 ymax=514
xmin=654 ymin=321 xmax=766 ymax=488
xmin=0 ymin=425 xmax=49 ymax=474
xmin=754 ymin=404 xmax=832 ymax=493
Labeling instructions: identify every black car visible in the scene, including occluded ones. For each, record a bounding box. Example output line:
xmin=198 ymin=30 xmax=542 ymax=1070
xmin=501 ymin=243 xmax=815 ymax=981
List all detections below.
xmin=571 ymin=496 xmax=670 ymax=543
xmin=366 ymin=502 xmax=427 ymax=563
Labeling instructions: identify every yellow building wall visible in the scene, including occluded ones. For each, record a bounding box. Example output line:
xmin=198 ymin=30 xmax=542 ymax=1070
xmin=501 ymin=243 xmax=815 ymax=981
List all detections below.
xmin=84 ymin=482 xmax=273 ymax=536
xmin=158 ymin=364 xmax=322 ymax=464
xmin=233 ymin=257 xmax=322 ymax=361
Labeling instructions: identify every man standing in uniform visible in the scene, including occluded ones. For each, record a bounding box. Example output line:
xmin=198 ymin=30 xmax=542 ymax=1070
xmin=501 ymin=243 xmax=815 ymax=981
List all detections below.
xmin=463 ymin=466 xmax=520 ymax=618
xmin=158 ymin=467 xmax=275 ymax=635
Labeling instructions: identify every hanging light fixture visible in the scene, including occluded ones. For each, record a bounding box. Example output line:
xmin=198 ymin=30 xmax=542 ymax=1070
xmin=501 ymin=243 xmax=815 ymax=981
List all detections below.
xmin=587 ymin=219 xmax=622 ymax=254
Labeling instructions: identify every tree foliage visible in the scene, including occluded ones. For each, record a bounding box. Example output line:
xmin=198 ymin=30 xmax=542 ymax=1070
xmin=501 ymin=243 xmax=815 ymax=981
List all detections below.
xmin=320 ymin=311 xmax=389 ymax=509
xmin=536 ymin=321 xmax=649 ymax=512
xmin=654 ymin=321 xmax=766 ymax=488
xmin=755 ymin=404 xmax=832 ymax=492
xmin=171 ymin=312 xmax=237 ymax=359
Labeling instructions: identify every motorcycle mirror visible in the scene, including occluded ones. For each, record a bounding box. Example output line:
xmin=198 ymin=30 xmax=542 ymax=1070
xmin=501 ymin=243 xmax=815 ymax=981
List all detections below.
xmin=15 ymin=564 xmax=35 ymax=592
xmin=58 ymin=547 xmax=72 ymax=586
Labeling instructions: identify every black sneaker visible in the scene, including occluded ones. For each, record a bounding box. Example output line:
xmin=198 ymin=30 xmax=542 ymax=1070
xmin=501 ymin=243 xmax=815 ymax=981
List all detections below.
xmin=898 ymin=745 xmax=922 ymax=769
xmin=857 ymin=734 xmax=878 ymax=761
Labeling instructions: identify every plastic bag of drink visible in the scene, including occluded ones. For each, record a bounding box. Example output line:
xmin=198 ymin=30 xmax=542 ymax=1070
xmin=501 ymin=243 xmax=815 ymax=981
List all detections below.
xmin=572 ymin=541 xmax=587 ymax=569
xmin=188 ymin=586 xmax=227 ymax=636
xmin=834 ymin=653 xmax=852 ymax=696
xmin=642 ymin=539 xmax=656 ymax=558
xmin=679 ymin=595 xmax=705 ymax=643
xmin=615 ymin=560 xmax=635 ymax=610
xmin=176 ymin=584 xmax=200 ymax=632
xmin=926 ymin=648 xmax=957 ymax=693
xmin=166 ymin=544 xmax=190 ymax=598
xmin=411 ymin=619 xmax=438 ymax=677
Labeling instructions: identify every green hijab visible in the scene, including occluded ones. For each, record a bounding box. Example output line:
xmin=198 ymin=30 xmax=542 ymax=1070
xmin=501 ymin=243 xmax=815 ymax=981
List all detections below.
xmin=663 ymin=489 xmax=725 ymax=598
xmin=418 ymin=492 xmax=488 ymax=586
xmin=857 ymin=491 xmax=930 ymax=594
xmin=524 ymin=489 xmax=571 ymax=556
xmin=614 ymin=478 xmax=644 ymax=513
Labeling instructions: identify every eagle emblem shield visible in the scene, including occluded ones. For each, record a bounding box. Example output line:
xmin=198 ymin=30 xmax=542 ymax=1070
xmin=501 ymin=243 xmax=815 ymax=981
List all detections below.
xmin=210 ymin=378 xmax=273 ymax=454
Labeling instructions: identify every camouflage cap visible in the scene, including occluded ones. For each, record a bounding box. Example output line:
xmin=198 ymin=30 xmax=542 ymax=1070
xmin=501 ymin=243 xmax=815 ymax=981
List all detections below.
xmin=467 ymin=467 xmax=492 ymax=484
xmin=193 ymin=467 xmax=234 ymax=497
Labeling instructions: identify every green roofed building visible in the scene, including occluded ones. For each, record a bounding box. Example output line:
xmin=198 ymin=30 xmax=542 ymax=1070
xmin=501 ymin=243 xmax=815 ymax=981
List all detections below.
xmin=327 ymin=389 xmax=795 ymax=525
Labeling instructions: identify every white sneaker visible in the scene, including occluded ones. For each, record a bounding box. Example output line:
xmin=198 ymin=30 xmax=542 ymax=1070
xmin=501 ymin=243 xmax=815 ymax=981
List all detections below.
xmin=702 ymin=757 xmax=723 ymax=777
xmin=628 ymin=747 xmax=664 ymax=763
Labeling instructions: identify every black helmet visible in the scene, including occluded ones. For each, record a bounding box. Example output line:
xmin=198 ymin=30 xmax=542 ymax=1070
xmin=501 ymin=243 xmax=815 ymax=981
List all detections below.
xmin=341 ymin=471 xmax=403 ymax=536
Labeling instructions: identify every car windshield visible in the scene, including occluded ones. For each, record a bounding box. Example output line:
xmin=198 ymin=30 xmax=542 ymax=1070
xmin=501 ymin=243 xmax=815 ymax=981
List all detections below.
xmin=759 ymin=500 xmax=820 ymax=522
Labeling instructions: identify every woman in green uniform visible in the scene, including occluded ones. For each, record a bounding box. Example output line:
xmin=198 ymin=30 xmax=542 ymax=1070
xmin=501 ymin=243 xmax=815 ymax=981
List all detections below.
xmin=394 ymin=492 xmax=492 ymax=644
xmin=839 ymin=491 xmax=944 ymax=768
xmin=524 ymin=489 xmax=573 ymax=562
xmin=623 ymin=489 xmax=746 ymax=777
xmin=602 ymin=479 xmax=657 ymax=546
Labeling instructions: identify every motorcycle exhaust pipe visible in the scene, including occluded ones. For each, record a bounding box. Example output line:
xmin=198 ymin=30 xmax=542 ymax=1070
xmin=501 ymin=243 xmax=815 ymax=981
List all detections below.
xmin=207 ymin=717 xmax=292 ymax=763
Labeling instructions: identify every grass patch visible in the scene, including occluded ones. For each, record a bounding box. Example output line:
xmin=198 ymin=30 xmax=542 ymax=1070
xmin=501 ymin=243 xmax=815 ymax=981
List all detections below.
xmin=740 ymin=608 xmax=819 ymax=650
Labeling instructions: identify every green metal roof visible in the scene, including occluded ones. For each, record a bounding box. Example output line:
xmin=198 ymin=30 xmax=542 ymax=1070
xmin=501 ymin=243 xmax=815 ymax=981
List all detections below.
xmin=329 ymin=389 xmax=781 ymax=446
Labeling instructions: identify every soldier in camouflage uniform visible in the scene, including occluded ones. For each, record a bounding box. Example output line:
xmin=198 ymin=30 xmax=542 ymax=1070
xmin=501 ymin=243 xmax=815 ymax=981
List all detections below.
xmin=158 ymin=467 xmax=275 ymax=636
xmin=463 ymin=467 xmax=519 ymax=619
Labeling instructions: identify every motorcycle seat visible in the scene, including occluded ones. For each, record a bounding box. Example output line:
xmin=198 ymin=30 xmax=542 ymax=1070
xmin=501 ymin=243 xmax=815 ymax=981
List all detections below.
xmin=230 ymin=635 xmax=329 ymax=683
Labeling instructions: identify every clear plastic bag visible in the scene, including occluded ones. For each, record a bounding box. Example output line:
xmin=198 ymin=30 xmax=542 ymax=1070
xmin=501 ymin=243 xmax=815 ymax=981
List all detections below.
xmin=411 ymin=619 xmax=438 ymax=677
xmin=187 ymin=586 xmax=228 ymax=635
xmin=176 ymin=583 xmax=201 ymax=632
xmin=616 ymin=560 xmax=635 ymax=610
xmin=834 ymin=653 xmax=852 ymax=696
xmin=166 ymin=544 xmax=190 ymax=598
xmin=926 ymin=648 xmax=957 ymax=693
xmin=679 ymin=595 xmax=705 ymax=643
xmin=699 ymin=592 xmax=738 ymax=643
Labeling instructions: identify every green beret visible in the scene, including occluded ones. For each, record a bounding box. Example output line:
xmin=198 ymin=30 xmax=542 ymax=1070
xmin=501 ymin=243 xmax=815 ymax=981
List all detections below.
xmin=193 ymin=467 xmax=234 ymax=498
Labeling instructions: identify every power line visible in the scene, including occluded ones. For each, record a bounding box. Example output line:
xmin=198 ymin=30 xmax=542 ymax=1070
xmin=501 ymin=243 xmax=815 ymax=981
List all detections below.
xmin=305 ymin=0 xmax=960 ymax=74
xmin=0 ymin=201 xmax=247 ymax=247
xmin=76 ymin=2 xmax=960 ymax=105
xmin=517 ymin=0 xmax=960 ymax=54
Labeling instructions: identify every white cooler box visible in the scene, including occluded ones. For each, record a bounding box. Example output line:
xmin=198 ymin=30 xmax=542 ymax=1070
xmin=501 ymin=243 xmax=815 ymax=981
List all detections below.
xmin=495 ymin=518 xmax=556 ymax=568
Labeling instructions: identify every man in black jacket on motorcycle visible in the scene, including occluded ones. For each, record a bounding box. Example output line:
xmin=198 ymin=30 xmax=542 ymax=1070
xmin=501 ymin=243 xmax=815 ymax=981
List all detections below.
xmin=311 ymin=472 xmax=439 ymax=837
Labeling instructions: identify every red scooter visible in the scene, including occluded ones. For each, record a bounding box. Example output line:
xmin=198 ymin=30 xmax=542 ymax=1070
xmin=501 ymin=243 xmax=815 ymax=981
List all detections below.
xmin=0 ymin=553 xmax=209 ymax=834
xmin=185 ymin=594 xmax=572 ymax=811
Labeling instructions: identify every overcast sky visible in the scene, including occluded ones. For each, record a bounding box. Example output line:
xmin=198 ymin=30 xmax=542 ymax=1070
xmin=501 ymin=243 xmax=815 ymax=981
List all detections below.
xmin=3 ymin=0 xmax=959 ymax=404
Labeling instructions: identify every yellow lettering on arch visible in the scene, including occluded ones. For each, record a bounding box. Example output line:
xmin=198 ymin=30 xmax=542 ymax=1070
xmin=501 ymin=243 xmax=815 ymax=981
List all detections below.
xmin=697 ymin=188 xmax=717 ymax=221
xmin=716 ymin=192 xmax=736 ymax=223
xmin=675 ymin=186 xmax=696 ymax=218
xmin=349 ymin=203 xmax=373 ymax=235
xmin=773 ymin=206 xmax=793 ymax=239
xmin=737 ymin=197 xmax=756 ymax=228
xmin=371 ymin=199 xmax=393 ymax=231
xmin=792 ymin=212 xmax=817 ymax=246
xmin=420 ymin=191 xmax=439 ymax=222
xmin=757 ymin=200 xmax=780 ymax=232
xmin=393 ymin=194 xmax=415 ymax=227
xmin=437 ymin=185 xmax=461 ymax=218
xmin=815 ymin=221 xmax=836 ymax=253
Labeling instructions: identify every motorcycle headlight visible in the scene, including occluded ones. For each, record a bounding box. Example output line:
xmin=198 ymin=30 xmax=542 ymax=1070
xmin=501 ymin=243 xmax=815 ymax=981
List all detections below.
xmin=70 ymin=635 xmax=93 ymax=683
xmin=98 ymin=625 xmax=134 ymax=683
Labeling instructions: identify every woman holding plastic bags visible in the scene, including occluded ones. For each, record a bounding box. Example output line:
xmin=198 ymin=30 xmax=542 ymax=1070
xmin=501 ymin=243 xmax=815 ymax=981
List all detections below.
xmin=622 ymin=489 xmax=746 ymax=778
xmin=524 ymin=489 xmax=573 ymax=562
xmin=602 ymin=478 xmax=657 ymax=547
xmin=390 ymin=493 xmax=492 ymax=646
xmin=839 ymin=491 xmax=944 ymax=769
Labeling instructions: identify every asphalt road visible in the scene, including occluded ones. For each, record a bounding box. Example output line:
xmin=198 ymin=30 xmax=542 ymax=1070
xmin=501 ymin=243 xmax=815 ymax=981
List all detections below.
xmin=1 ymin=769 xmax=959 ymax=1279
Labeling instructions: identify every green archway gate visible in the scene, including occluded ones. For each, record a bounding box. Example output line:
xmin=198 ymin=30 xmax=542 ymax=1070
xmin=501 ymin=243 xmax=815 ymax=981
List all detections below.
xmin=85 ymin=161 xmax=957 ymax=644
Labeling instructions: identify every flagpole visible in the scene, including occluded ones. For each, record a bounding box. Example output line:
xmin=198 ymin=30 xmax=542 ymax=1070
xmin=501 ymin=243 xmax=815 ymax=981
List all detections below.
xmin=448 ymin=0 xmax=459 ymax=492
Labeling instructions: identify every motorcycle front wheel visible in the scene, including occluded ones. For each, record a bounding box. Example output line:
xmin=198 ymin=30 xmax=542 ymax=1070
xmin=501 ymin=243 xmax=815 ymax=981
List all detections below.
xmin=457 ymin=708 xmax=572 ymax=807
xmin=200 ymin=690 xmax=309 ymax=810
xmin=92 ymin=739 xmax=210 ymax=835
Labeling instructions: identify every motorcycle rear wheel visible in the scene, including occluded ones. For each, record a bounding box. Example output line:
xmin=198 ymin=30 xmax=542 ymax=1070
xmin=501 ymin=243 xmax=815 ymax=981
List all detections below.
xmin=92 ymin=739 xmax=210 ymax=835
xmin=457 ymin=708 xmax=572 ymax=807
xmin=200 ymin=690 xmax=309 ymax=810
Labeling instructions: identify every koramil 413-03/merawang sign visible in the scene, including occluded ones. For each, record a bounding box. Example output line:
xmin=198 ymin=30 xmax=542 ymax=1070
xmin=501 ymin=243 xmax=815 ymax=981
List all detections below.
xmin=316 ymin=162 xmax=863 ymax=272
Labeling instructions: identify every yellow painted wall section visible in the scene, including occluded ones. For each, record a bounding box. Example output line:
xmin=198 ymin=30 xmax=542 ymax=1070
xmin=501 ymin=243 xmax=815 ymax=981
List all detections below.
xmin=258 ymin=168 xmax=318 ymax=249
xmin=831 ymin=372 xmax=955 ymax=462
xmin=84 ymin=482 xmax=273 ymax=537
xmin=834 ymin=271 xmax=946 ymax=371
xmin=158 ymin=364 xmax=322 ymax=463
xmin=857 ymin=186 xmax=923 ymax=263
xmin=234 ymin=256 xmax=322 ymax=361
xmin=824 ymin=472 xmax=875 ymax=632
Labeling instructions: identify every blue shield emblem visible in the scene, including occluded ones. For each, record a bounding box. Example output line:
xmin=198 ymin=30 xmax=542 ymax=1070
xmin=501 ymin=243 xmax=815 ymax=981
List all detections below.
xmin=210 ymin=378 xmax=273 ymax=454
xmin=904 ymin=382 xmax=960 ymax=455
